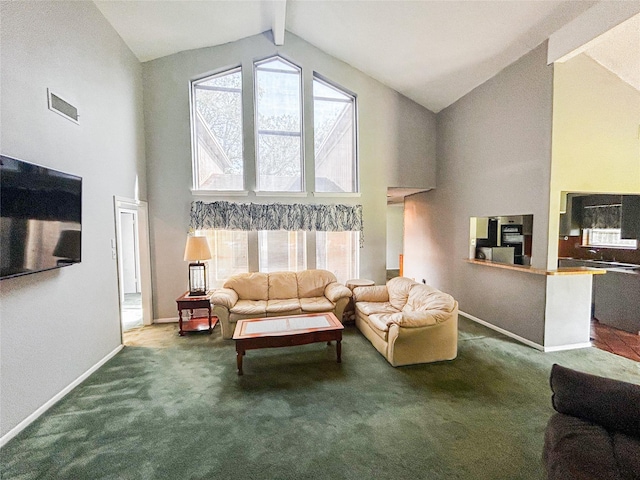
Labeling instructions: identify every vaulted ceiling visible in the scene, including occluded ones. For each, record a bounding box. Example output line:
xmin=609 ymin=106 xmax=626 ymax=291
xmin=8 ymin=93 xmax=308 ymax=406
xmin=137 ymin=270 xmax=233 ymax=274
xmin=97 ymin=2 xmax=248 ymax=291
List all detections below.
xmin=94 ymin=0 xmax=600 ymax=113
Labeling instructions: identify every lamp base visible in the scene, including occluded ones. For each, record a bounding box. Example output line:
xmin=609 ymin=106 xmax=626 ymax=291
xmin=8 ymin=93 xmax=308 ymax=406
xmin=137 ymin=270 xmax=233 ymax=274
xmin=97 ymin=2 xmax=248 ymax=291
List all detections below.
xmin=188 ymin=261 xmax=208 ymax=297
xmin=187 ymin=290 xmax=207 ymax=297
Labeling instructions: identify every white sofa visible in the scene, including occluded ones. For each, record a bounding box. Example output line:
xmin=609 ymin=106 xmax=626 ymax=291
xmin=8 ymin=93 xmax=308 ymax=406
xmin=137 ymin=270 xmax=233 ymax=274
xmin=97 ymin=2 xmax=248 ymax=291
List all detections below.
xmin=353 ymin=277 xmax=458 ymax=366
xmin=211 ymin=269 xmax=352 ymax=339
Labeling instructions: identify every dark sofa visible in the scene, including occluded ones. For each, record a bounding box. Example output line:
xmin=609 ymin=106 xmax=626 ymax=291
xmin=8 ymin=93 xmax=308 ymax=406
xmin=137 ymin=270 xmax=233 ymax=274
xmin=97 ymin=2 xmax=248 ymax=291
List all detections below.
xmin=543 ymin=364 xmax=640 ymax=480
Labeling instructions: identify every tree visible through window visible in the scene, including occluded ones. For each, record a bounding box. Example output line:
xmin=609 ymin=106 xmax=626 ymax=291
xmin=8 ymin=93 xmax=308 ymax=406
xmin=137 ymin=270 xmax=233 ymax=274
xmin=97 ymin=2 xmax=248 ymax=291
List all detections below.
xmin=313 ymin=77 xmax=357 ymax=193
xmin=192 ymin=68 xmax=244 ymax=190
xmin=254 ymin=57 xmax=303 ymax=192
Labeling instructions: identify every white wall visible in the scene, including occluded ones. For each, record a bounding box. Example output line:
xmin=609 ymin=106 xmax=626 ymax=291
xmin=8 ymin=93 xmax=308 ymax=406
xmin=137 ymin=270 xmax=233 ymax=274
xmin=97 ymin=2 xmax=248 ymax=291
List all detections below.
xmin=386 ymin=204 xmax=404 ymax=269
xmin=143 ymin=31 xmax=437 ymax=319
xmin=0 ymin=1 xmax=145 ymax=438
xmin=404 ymin=42 xmax=554 ymax=345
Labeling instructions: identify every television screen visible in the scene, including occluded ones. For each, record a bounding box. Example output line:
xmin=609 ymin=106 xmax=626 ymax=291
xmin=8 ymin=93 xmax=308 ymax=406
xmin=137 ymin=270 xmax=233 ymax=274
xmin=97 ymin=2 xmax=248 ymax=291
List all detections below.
xmin=1 ymin=155 xmax=82 ymax=279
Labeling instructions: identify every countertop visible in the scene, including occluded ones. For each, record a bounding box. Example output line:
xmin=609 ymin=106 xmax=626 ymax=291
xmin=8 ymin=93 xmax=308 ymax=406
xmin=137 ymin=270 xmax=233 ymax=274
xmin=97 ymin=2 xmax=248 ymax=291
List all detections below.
xmin=465 ymin=258 xmax=606 ymax=276
xmin=558 ymin=258 xmax=640 ymax=276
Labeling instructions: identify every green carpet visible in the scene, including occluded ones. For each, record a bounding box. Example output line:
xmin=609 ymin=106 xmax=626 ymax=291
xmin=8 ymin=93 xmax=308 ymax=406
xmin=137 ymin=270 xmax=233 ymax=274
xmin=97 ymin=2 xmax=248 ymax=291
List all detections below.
xmin=1 ymin=317 xmax=638 ymax=479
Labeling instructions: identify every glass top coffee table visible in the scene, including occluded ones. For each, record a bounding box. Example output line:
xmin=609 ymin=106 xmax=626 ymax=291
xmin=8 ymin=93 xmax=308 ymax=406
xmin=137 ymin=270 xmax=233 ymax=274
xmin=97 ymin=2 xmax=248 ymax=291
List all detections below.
xmin=232 ymin=312 xmax=344 ymax=375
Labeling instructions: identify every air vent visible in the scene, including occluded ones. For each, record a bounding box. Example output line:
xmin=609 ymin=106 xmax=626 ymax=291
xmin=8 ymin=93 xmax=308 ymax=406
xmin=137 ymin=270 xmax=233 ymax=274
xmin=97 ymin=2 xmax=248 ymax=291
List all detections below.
xmin=47 ymin=89 xmax=79 ymax=124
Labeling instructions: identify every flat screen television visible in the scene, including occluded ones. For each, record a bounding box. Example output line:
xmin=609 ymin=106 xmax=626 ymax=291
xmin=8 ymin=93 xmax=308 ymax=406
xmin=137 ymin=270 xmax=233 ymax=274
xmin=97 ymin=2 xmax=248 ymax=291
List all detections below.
xmin=1 ymin=155 xmax=82 ymax=279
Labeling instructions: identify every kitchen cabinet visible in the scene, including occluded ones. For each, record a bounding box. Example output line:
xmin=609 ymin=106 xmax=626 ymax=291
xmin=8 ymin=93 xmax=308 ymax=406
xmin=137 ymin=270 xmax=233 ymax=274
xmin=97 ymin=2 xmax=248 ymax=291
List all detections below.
xmin=558 ymin=258 xmax=640 ymax=334
xmin=593 ymin=269 xmax=640 ymax=334
xmin=559 ymin=194 xmax=582 ymax=237
xmin=621 ymin=195 xmax=640 ymax=239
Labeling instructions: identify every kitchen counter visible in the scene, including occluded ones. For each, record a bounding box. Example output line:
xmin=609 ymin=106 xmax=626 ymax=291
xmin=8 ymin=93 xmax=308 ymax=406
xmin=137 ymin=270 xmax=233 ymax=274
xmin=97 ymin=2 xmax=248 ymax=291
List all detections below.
xmin=559 ymin=258 xmax=640 ymax=334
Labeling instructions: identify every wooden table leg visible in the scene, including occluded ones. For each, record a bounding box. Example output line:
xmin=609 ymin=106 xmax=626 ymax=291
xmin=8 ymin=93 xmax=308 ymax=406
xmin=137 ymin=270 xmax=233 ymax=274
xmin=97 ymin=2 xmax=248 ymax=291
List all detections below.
xmin=236 ymin=348 xmax=244 ymax=375
xmin=178 ymin=309 xmax=184 ymax=336
xmin=336 ymin=339 xmax=342 ymax=363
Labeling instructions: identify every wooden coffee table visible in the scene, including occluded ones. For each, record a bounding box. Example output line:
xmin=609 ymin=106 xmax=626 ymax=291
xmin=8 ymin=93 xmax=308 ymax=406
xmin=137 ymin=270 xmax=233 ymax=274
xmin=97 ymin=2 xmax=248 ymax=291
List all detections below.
xmin=232 ymin=312 xmax=344 ymax=375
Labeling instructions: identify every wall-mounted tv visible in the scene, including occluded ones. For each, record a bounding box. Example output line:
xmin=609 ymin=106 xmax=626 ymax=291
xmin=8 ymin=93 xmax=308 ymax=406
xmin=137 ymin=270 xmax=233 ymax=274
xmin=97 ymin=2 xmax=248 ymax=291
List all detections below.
xmin=1 ymin=155 xmax=82 ymax=279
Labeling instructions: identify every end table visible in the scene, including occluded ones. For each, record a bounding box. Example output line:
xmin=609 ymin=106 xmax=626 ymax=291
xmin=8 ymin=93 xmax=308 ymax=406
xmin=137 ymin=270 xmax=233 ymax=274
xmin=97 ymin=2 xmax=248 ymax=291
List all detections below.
xmin=344 ymin=278 xmax=375 ymax=323
xmin=176 ymin=291 xmax=218 ymax=336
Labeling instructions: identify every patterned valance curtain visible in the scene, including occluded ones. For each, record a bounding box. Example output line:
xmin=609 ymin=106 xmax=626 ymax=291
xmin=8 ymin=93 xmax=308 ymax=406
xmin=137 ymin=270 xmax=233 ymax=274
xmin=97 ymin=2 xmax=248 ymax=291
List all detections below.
xmin=189 ymin=201 xmax=364 ymax=244
xmin=583 ymin=205 xmax=621 ymax=229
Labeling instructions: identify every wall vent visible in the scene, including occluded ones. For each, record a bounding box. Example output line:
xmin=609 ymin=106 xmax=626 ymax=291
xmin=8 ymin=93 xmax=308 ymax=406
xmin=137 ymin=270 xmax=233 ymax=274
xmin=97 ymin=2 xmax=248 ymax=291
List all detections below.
xmin=47 ymin=89 xmax=79 ymax=124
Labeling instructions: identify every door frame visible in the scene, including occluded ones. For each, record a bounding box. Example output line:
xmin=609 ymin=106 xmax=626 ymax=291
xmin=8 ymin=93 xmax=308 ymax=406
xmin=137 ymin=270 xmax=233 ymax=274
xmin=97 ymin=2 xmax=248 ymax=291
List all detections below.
xmin=114 ymin=197 xmax=153 ymax=336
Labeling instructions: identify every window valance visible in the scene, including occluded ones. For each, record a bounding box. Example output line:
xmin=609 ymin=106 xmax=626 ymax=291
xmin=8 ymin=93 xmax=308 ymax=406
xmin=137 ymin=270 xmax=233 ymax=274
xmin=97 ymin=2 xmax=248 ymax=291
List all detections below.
xmin=583 ymin=205 xmax=621 ymax=229
xmin=189 ymin=200 xmax=363 ymax=242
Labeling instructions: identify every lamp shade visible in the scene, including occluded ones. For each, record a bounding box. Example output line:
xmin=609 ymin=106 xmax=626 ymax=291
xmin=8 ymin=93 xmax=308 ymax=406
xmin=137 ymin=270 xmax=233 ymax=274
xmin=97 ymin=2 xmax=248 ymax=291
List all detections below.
xmin=184 ymin=235 xmax=211 ymax=261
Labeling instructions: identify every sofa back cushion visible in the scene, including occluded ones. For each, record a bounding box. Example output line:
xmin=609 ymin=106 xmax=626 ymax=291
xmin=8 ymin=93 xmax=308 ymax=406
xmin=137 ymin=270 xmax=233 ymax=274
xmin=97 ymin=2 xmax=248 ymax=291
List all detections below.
xmin=268 ymin=271 xmax=298 ymax=300
xmin=404 ymin=284 xmax=455 ymax=312
xmin=387 ymin=277 xmax=417 ymax=310
xmin=297 ymin=269 xmax=336 ymax=298
xmin=224 ymin=272 xmax=269 ymax=301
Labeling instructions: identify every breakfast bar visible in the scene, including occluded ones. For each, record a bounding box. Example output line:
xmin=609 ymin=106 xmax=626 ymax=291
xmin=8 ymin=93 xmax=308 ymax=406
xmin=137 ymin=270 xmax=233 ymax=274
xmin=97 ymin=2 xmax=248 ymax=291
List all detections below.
xmin=465 ymin=258 xmax=606 ymax=351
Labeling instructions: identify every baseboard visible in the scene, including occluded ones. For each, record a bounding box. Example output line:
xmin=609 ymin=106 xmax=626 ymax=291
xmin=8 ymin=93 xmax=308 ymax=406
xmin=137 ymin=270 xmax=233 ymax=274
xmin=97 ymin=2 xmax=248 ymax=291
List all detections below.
xmin=154 ymin=317 xmax=178 ymax=324
xmin=460 ymin=311 xmax=545 ymax=351
xmin=460 ymin=311 xmax=593 ymax=353
xmin=0 ymin=344 xmax=124 ymax=448
xmin=542 ymin=342 xmax=592 ymax=352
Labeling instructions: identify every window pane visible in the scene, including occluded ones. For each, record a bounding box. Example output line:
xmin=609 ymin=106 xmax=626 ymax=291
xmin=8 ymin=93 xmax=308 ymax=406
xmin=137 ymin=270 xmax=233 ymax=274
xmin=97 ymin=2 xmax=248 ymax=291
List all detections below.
xmin=192 ymin=68 xmax=244 ymax=190
xmin=316 ymin=231 xmax=359 ymax=284
xmin=258 ymin=230 xmax=306 ymax=272
xmin=582 ymin=228 xmax=637 ymax=248
xmin=197 ymin=229 xmax=248 ymax=288
xmin=314 ymin=77 xmax=357 ymax=193
xmin=255 ymin=57 xmax=302 ymax=192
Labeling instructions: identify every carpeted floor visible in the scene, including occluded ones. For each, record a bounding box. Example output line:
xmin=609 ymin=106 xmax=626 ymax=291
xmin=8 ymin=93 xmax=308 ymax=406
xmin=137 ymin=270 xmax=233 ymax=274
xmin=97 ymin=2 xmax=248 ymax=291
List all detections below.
xmin=1 ymin=317 xmax=638 ymax=479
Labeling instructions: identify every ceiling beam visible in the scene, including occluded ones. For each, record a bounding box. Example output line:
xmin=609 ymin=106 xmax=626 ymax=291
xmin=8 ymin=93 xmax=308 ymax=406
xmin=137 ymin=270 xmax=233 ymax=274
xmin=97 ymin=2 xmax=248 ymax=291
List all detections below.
xmin=272 ymin=0 xmax=287 ymax=46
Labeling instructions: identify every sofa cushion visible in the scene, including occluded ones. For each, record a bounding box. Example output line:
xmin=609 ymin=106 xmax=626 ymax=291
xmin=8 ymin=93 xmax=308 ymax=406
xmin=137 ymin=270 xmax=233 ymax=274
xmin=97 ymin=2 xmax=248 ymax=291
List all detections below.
xmin=266 ymin=298 xmax=301 ymax=314
xmin=230 ymin=299 xmax=267 ymax=316
xmin=550 ymin=364 xmax=640 ymax=438
xmin=268 ymin=271 xmax=298 ymax=300
xmin=544 ymin=413 xmax=622 ymax=480
xmin=369 ymin=313 xmax=403 ymax=331
xmin=356 ymin=301 xmax=399 ymax=316
xmin=225 ymin=272 xmax=269 ymax=301
xmin=387 ymin=277 xmax=417 ymax=310
xmin=300 ymin=296 xmax=334 ymax=312
xmin=367 ymin=314 xmax=401 ymax=341
xmin=402 ymin=284 xmax=456 ymax=325
xmin=297 ymin=269 xmax=336 ymax=298
xmin=613 ymin=432 xmax=640 ymax=480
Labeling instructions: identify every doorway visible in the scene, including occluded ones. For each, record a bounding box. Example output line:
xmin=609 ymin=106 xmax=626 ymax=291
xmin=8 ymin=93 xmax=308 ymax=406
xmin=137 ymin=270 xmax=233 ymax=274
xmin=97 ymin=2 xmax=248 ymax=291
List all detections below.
xmin=114 ymin=197 xmax=153 ymax=338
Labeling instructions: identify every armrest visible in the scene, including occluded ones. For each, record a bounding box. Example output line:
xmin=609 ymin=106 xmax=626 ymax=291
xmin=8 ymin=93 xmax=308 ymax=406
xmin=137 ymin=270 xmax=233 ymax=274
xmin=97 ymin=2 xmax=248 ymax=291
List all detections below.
xmin=210 ymin=288 xmax=238 ymax=309
xmin=353 ymin=285 xmax=388 ymax=303
xmin=550 ymin=364 xmax=640 ymax=438
xmin=324 ymin=282 xmax=352 ymax=302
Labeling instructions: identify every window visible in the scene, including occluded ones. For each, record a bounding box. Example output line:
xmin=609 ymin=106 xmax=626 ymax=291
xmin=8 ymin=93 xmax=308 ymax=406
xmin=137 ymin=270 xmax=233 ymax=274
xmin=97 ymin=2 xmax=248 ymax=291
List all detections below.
xmin=582 ymin=228 xmax=637 ymax=249
xmin=191 ymin=68 xmax=244 ymax=190
xmin=313 ymin=77 xmax=357 ymax=192
xmin=316 ymin=231 xmax=359 ymax=284
xmin=198 ymin=229 xmax=248 ymax=288
xmin=254 ymin=57 xmax=303 ymax=192
xmin=258 ymin=231 xmax=306 ymax=272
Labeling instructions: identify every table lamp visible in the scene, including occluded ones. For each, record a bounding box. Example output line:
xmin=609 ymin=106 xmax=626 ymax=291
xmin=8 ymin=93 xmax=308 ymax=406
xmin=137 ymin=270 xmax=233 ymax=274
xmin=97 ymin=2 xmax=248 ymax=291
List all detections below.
xmin=183 ymin=235 xmax=212 ymax=296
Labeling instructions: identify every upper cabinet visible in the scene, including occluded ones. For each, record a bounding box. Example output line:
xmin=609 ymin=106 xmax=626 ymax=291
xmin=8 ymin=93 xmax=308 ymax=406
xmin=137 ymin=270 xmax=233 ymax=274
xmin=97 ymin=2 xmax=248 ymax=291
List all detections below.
xmin=621 ymin=195 xmax=640 ymax=239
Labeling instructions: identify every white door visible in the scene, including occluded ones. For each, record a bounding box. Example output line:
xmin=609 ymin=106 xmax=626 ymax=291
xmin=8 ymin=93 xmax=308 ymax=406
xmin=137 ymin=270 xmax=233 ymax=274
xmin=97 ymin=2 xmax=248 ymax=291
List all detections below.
xmin=120 ymin=211 xmax=139 ymax=294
